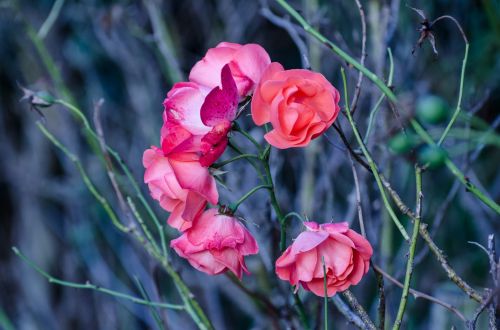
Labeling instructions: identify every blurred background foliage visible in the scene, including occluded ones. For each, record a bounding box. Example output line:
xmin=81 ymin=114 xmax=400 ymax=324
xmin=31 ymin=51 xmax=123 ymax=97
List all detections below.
xmin=0 ymin=0 xmax=499 ymax=329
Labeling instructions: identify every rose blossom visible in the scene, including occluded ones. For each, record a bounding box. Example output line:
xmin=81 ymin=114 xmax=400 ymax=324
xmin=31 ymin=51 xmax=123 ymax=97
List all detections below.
xmin=189 ymin=42 xmax=271 ymax=98
xmin=275 ymin=221 xmax=372 ymax=297
xmin=143 ymin=147 xmax=218 ymax=231
xmin=251 ymin=62 xmax=341 ymax=149
xmin=171 ymin=208 xmax=259 ymax=279
xmin=162 ymin=64 xmax=238 ymax=166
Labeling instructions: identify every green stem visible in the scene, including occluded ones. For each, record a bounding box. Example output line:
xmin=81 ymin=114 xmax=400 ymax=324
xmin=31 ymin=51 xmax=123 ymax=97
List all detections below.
xmin=275 ymin=0 xmax=396 ymax=103
xmin=37 ymin=122 xmax=129 ymax=233
xmin=134 ymin=277 xmax=166 ymax=330
xmin=234 ymin=123 xmax=263 ymax=151
xmin=341 ymin=69 xmax=409 ymax=241
xmin=230 ymin=184 xmax=273 ymax=212
xmin=228 ymin=141 xmax=265 ymax=181
xmin=39 ymin=104 xmax=213 ymax=329
xmin=55 ymin=99 xmax=168 ymax=257
xmin=392 ymin=166 xmax=423 ymax=329
xmin=411 ymin=120 xmax=500 ymax=214
xmin=283 ymin=211 xmax=306 ymax=223
xmin=275 ymin=0 xmax=500 ymax=215
xmin=212 ymin=153 xmax=260 ymax=168
xmin=127 ymin=197 xmax=162 ymax=255
xmin=27 ymin=26 xmax=75 ymax=104
xmin=261 ymin=154 xmax=287 ymax=249
xmin=38 ymin=0 xmax=65 ymax=39
xmin=438 ymin=44 xmax=469 ymax=145
xmin=365 ymin=47 xmax=394 ymax=143
xmin=161 ymin=262 xmax=213 ymax=330
xmin=13 ymin=247 xmax=184 ymax=310
xmin=234 ymin=129 xmax=310 ymax=326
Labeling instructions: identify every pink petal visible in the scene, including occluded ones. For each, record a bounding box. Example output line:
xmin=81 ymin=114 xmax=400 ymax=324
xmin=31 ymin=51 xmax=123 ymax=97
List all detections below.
xmin=189 ymin=46 xmax=237 ymax=90
xmin=295 ymin=248 xmax=318 ymax=282
xmin=291 ymin=230 xmax=329 ymax=255
xmin=187 ymin=209 xmax=245 ymax=247
xmin=168 ymin=158 xmax=219 ymax=205
xmin=317 ymin=238 xmax=353 ymax=276
xmin=163 ymin=82 xmax=210 ymax=135
xmin=200 ymin=64 xmax=238 ymax=126
xmin=212 ymin=248 xmax=243 ymax=279
xmin=345 ymin=229 xmax=374 ymax=258
xmin=251 ymin=62 xmax=285 ymax=125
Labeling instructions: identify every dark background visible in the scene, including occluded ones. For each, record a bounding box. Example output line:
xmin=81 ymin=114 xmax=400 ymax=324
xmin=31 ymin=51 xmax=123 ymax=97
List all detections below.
xmin=0 ymin=0 xmax=499 ymax=329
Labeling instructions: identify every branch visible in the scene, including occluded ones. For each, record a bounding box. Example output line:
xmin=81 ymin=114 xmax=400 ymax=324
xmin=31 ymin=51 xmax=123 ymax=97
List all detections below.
xmin=393 ymin=166 xmax=423 ymax=329
xmin=260 ymin=4 xmax=310 ymax=69
xmin=331 ymin=295 xmax=365 ymax=329
xmin=275 ymin=0 xmax=500 ymax=214
xmin=350 ymin=0 xmax=367 ymax=114
xmin=373 ymin=264 xmax=466 ymax=322
xmin=13 ymin=247 xmax=184 ymax=311
xmin=341 ymin=68 xmax=410 ymax=241
xmin=341 ymin=290 xmax=377 ymax=330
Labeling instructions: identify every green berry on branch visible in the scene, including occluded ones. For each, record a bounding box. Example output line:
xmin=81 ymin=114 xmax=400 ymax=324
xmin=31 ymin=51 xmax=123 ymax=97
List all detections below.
xmin=416 ymin=95 xmax=449 ymax=124
xmin=388 ymin=132 xmax=418 ymax=155
xmin=417 ymin=145 xmax=447 ymax=169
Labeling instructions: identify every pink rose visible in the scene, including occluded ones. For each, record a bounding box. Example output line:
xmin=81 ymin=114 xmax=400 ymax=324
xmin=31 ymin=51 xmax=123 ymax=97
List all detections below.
xmin=189 ymin=42 xmax=271 ymax=98
xmin=251 ymin=63 xmax=341 ymax=149
xmin=143 ymin=147 xmax=218 ymax=231
xmin=275 ymin=221 xmax=372 ymax=297
xmin=162 ymin=64 xmax=238 ymax=166
xmin=171 ymin=208 xmax=259 ymax=279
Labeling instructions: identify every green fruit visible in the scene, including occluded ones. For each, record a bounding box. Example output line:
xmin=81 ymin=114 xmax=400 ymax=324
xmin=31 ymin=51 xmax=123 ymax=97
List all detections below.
xmin=388 ymin=132 xmax=417 ymax=154
xmin=418 ymin=145 xmax=447 ymax=169
xmin=416 ymin=95 xmax=449 ymax=124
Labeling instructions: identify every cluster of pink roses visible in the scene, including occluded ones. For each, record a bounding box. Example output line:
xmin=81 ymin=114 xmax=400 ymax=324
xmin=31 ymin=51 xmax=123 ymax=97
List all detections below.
xmin=143 ymin=42 xmax=373 ymax=296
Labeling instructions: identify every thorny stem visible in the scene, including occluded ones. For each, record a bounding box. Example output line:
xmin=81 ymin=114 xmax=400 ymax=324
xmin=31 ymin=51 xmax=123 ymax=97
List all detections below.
xmin=331 ymin=296 xmax=364 ymax=329
xmin=37 ymin=101 xmax=212 ymax=328
xmin=341 ymin=290 xmax=377 ymax=330
xmin=127 ymin=197 xmax=162 ymax=254
xmin=276 ymin=0 xmax=492 ymax=305
xmin=37 ymin=122 xmax=130 ymax=233
xmin=28 ymin=21 xmax=168 ymax=259
xmin=55 ymin=99 xmax=168 ymax=258
xmin=373 ymin=264 xmax=467 ymax=322
xmin=37 ymin=121 xmax=213 ymax=329
xmin=418 ymin=222 xmax=483 ymax=303
xmin=28 ymin=14 xmax=212 ymax=325
xmin=341 ymin=68 xmax=410 ymax=241
xmin=392 ymin=166 xmax=423 ymax=329
xmin=13 ymin=247 xmax=184 ymax=310
xmin=275 ymin=0 xmax=500 ymax=214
